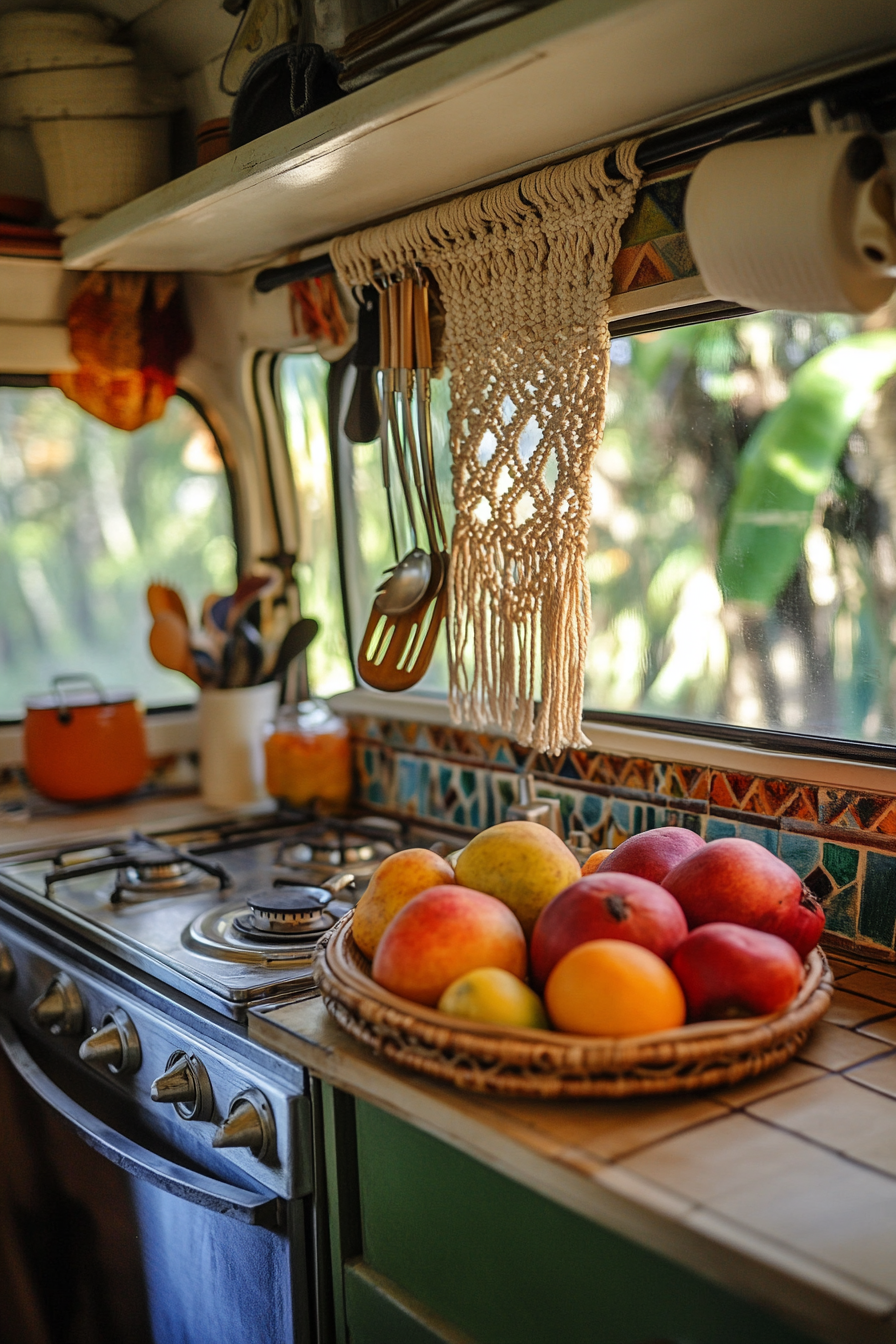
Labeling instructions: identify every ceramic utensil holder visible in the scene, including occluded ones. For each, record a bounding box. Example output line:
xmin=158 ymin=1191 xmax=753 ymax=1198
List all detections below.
xmin=198 ymin=682 xmax=279 ymax=808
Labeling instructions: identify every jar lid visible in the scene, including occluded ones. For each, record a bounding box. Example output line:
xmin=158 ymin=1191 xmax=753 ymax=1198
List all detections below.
xmin=274 ymin=698 xmax=343 ymax=732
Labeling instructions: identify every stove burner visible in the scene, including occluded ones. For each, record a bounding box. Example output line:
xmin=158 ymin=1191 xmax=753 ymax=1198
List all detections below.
xmin=45 ymin=833 xmax=232 ymax=905
xmin=117 ymin=858 xmax=205 ymax=897
xmin=276 ymin=817 xmax=401 ymax=872
xmin=235 ymin=886 xmax=334 ymax=938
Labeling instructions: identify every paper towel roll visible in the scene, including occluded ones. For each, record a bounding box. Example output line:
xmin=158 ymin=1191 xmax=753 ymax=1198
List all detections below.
xmin=684 ymin=133 xmax=896 ymax=314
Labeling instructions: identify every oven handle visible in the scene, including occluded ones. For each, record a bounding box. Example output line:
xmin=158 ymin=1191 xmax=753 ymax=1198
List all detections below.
xmin=0 ymin=1017 xmax=281 ymax=1229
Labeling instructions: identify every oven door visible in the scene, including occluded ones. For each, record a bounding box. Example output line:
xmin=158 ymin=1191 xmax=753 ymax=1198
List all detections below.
xmin=0 ymin=1016 xmax=312 ymax=1344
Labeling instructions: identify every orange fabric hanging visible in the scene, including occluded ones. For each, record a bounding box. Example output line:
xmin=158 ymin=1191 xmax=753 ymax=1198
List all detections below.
xmin=51 ymin=272 xmax=193 ymax=431
xmin=289 ymin=274 xmax=348 ymax=347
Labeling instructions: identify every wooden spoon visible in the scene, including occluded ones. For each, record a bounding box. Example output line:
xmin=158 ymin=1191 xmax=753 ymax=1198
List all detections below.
xmin=147 ymin=581 xmax=190 ymax=627
xmin=149 ymin=611 xmax=202 ymax=687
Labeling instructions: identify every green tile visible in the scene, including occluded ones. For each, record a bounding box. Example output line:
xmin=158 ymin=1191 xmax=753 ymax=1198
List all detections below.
xmin=581 ymin=794 xmax=604 ymax=829
xmin=859 ymin=851 xmax=896 ymax=948
xmin=778 ymin=832 xmax=820 ymax=879
xmin=823 ymin=842 xmax=860 ymax=889
xmin=824 ymin=882 xmax=858 ymax=939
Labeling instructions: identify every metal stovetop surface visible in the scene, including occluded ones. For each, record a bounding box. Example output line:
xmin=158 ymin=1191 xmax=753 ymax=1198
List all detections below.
xmin=0 ymin=812 xmax=465 ymax=1020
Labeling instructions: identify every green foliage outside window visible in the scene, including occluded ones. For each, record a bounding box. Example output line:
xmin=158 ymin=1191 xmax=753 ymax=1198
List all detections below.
xmin=0 ymin=388 xmax=235 ymax=716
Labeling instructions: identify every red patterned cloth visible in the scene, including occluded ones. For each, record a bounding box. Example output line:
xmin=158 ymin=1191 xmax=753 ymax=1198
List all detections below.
xmin=51 ymin=272 xmax=192 ymax=431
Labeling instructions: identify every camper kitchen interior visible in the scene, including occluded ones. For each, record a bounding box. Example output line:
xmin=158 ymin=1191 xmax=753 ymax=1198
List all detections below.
xmin=2 ymin=2 xmax=896 ymax=1342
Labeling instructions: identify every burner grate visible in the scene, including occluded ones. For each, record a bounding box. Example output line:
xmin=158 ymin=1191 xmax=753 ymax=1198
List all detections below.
xmin=46 ymin=832 xmax=232 ymax=903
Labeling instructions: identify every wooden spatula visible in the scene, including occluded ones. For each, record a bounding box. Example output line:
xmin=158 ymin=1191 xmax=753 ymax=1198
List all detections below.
xmin=358 ymin=554 xmax=446 ymax=691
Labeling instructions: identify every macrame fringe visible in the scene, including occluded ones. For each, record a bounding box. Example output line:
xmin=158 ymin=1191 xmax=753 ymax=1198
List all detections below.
xmin=332 ymin=140 xmax=641 ymax=754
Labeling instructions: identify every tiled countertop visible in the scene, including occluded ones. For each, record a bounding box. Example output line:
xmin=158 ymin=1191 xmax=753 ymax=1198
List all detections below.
xmin=250 ymin=950 xmax=896 ymax=1344
xmin=0 ymin=794 xmax=274 ymax=857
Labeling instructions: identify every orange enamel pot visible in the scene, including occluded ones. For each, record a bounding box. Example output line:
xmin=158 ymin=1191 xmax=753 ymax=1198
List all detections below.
xmin=23 ymin=675 xmax=148 ymax=802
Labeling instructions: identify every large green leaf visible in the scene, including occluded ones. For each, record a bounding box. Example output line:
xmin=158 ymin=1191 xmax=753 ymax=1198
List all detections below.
xmin=717 ymin=332 xmax=896 ymax=606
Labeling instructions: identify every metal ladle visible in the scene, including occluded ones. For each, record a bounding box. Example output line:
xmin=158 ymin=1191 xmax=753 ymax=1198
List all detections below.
xmin=373 ymin=280 xmax=431 ymax=616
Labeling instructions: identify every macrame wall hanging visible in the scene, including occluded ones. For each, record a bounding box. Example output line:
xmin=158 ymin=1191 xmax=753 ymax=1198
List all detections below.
xmin=331 ymin=140 xmax=642 ymax=754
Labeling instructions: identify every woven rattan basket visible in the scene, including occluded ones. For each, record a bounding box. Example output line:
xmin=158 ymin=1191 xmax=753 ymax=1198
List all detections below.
xmin=314 ymin=913 xmax=833 ymax=1098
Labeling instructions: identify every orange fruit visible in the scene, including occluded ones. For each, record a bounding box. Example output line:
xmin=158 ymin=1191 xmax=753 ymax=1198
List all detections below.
xmin=545 ymin=939 xmax=686 ymax=1036
xmin=580 ymin=848 xmax=612 ymax=876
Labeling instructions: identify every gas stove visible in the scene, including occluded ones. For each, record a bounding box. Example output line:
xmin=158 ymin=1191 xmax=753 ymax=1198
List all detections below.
xmin=0 ymin=812 xmax=463 ymax=1020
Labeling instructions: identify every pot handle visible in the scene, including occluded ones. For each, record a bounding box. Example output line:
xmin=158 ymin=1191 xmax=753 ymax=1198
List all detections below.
xmin=51 ymin=673 xmax=106 ymax=724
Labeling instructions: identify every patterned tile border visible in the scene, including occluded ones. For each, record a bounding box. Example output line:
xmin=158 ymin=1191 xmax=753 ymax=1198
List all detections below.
xmin=350 ymin=717 xmax=896 ymax=961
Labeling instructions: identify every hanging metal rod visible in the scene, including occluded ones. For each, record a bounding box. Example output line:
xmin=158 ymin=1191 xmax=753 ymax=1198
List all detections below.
xmin=253 ymin=51 xmax=896 ymax=294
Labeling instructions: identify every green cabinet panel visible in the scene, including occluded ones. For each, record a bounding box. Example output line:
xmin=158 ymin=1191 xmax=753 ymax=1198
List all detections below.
xmin=353 ymin=1099 xmax=821 ymax=1344
xmin=345 ymin=1260 xmax=475 ymax=1344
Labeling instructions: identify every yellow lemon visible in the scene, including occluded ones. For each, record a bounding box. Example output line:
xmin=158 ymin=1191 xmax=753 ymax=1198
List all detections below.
xmin=438 ymin=967 xmax=548 ymax=1029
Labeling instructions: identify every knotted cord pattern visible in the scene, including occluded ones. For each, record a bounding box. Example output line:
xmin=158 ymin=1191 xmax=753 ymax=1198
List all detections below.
xmin=332 ymin=140 xmax=641 ymax=753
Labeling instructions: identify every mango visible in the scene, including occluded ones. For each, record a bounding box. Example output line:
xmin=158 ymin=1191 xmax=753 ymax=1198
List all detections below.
xmin=372 ymin=885 xmax=527 ymax=1006
xmin=454 ymin=820 xmax=581 ymax=938
xmin=353 ymin=848 xmax=456 ymax=959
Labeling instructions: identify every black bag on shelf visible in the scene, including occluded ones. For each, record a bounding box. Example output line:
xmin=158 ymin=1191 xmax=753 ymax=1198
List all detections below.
xmin=229 ymin=43 xmax=344 ymax=150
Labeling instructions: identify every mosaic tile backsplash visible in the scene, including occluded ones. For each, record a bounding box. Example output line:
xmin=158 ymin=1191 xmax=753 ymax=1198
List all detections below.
xmin=350 ymin=716 xmax=896 ymax=961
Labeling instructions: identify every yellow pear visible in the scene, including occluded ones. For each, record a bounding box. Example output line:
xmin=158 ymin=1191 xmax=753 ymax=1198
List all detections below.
xmin=352 ymin=848 xmax=455 ymax=959
xmin=454 ymin=820 xmax=581 ymax=938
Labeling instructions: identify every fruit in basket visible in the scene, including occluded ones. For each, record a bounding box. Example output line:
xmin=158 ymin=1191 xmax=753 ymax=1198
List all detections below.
xmin=545 ymin=940 xmax=686 ymax=1037
xmin=438 ymin=967 xmax=549 ymax=1029
xmin=764 ymin=890 xmax=826 ymax=961
xmin=661 ymin=837 xmax=824 ymax=955
xmin=580 ymin=848 xmax=612 ymax=875
xmin=372 ymin=885 xmax=527 ymax=1006
xmin=600 ymin=826 xmax=705 ymax=885
xmin=671 ymin=923 xmax=803 ymax=1021
xmin=529 ymin=873 xmax=688 ymax=989
xmin=352 ymin=849 xmax=456 ymax=958
xmin=454 ymin=821 xmax=581 ymax=937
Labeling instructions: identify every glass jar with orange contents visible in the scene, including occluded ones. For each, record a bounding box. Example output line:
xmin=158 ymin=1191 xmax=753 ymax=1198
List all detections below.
xmin=264 ymin=699 xmax=352 ymax=811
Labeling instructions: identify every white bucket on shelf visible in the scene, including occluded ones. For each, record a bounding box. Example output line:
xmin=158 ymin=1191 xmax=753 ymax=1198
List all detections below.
xmin=0 ymin=12 xmax=120 ymax=76
xmin=30 ymin=115 xmax=170 ymax=222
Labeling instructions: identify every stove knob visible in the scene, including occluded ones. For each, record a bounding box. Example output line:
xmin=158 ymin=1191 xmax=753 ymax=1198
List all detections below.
xmin=150 ymin=1051 xmax=214 ymax=1121
xmin=212 ymin=1088 xmax=275 ymax=1160
xmin=79 ymin=1009 xmax=141 ymax=1075
xmin=0 ymin=942 xmax=14 ymax=991
xmin=30 ymin=972 xmax=83 ymax=1036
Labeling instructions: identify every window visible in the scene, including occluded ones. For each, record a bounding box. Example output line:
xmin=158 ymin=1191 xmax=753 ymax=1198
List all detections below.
xmin=590 ymin=309 xmax=896 ymax=744
xmin=0 ymin=385 xmax=236 ymax=717
xmin=304 ymin=304 xmax=896 ymax=750
xmin=280 ymin=353 xmax=354 ymax=697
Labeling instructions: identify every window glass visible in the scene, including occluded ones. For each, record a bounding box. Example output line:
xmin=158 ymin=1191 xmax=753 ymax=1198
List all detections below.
xmin=280 ymin=353 xmax=354 ymax=696
xmin=591 ymin=310 xmax=896 ymax=742
xmin=0 ymin=386 xmax=235 ymax=717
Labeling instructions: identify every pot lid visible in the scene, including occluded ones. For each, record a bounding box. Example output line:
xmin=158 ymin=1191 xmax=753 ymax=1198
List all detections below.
xmin=25 ymin=674 xmax=137 ymax=711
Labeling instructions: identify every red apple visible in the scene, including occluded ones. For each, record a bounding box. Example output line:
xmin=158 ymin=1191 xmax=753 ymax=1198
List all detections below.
xmin=662 ymin=837 xmax=802 ymax=933
xmin=600 ymin=826 xmax=705 ymax=885
xmin=764 ymin=890 xmax=826 ymax=960
xmin=371 ymin=885 xmax=527 ymax=1006
xmin=530 ymin=872 xmax=688 ymax=990
xmin=671 ymin=922 xmax=803 ymax=1021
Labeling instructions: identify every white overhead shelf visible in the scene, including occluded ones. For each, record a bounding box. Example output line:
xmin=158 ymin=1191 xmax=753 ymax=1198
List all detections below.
xmin=63 ymin=0 xmax=896 ymax=275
